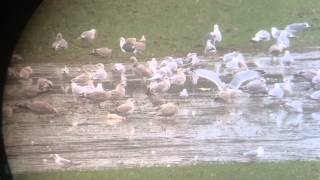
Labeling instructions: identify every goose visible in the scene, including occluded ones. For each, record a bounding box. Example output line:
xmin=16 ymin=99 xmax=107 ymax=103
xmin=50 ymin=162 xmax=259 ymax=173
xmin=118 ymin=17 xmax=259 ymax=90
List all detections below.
xmin=90 ymin=48 xmax=112 ymax=58
xmin=120 ymin=37 xmax=135 ymax=53
xmin=52 ymin=33 xmax=68 ymax=51
xmin=133 ymin=35 xmax=146 ymax=54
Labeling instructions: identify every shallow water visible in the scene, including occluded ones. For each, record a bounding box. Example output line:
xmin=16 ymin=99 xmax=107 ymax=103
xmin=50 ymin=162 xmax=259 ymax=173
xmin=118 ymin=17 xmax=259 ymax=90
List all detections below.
xmin=3 ymin=51 xmax=320 ymax=173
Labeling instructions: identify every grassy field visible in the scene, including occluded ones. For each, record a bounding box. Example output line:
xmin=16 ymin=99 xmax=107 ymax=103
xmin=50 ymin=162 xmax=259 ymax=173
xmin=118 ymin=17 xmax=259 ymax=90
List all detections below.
xmin=15 ymin=0 xmax=320 ymax=62
xmin=14 ymin=161 xmax=320 ymax=180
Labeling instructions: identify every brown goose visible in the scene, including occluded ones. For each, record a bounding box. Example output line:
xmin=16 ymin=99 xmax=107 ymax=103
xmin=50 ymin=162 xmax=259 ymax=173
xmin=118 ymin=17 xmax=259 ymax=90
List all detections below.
xmin=130 ymin=56 xmax=153 ymax=78
xmin=90 ymin=48 xmax=112 ymax=58
xmin=115 ymin=98 xmax=135 ymax=115
xmin=133 ymin=35 xmax=146 ymax=55
xmin=52 ymin=33 xmax=68 ymax=51
xmin=15 ymin=101 xmax=57 ymax=118
xmin=157 ymin=102 xmax=179 ymax=117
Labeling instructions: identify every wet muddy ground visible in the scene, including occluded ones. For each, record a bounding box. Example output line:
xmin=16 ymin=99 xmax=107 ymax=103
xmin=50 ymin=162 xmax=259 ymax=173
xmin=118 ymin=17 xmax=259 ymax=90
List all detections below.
xmin=3 ymin=51 xmax=320 ymax=173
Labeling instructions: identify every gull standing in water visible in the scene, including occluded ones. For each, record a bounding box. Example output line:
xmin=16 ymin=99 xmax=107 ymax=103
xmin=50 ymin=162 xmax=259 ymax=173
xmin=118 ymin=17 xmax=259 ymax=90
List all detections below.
xmin=243 ymin=146 xmax=264 ymax=159
xmin=92 ymin=63 xmax=107 ymax=82
xmin=281 ymin=50 xmax=294 ymax=66
xmin=179 ymin=89 xmax=189 ymax=97
xmin=268 ymin=83 xmax=284 ymax=98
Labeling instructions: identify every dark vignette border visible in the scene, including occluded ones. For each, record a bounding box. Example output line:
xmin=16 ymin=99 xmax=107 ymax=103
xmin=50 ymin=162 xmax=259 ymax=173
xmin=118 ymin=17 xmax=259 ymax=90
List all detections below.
xmin=1 ymin=1 xmax=42 ymax=179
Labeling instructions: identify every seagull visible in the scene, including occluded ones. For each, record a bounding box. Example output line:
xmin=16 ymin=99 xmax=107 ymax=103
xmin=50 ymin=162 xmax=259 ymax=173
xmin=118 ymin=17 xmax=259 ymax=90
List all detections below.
xmin=311 ymin=70 xmax=320 ymax=85
xmin=203 ymin=24 xmax=222 ymax=45
xmin=53 ymin=154 xmax=79 ymax=167
xmin=92 ymin=63 xmax=107 ymax=82
xmin=281 ymin=50 xmax=294 ymax=66
xmin=52 ymin=33 xmax=68 ymax=51
xmin=282 ymin=76 xmax=293 ymax=95
xmin=251 ymin=30 xmax=271 ymax=42
xmin=148 ymin=76 xmax=171 ymax=93
xmin=310 ymin=90 xmax=320 ymax=100
xmin=285 ymin=22 xmax=311 ymax=38
xmin=204 ymin=39 xmax=216 ymax=55
xmin=170 ymin=68 xmax=186 ymax=86
xmin=130 ymin=56 xmax=153 ymax=78
xmin=157 ymin=102 xmax=179 ymax=117
xmin=146 ymin=88 xmax=165 ymax=106
xmin=240 ymin=78 xmax=268 ymax=94
xmin=271 ymin=27 xmax=283 ymax=39
xmin=79 ymin=29 xmax=96 ymax=41
xmin=115 ymin=98 xmax=135 ymax=115
xmin=19 ymin=66 xmax=33 ymax=80
xmin=268 ymin=83 xmax=284 ymax=98
xmin=90 ymin=48 xmax=112 ymax=58
xmin=179 ymin=89 xmax=189 ymax=97
xmin=284 ymin=100 xmax=303 ymax=113
xmin=195 ymin=69 xmax=261 ymax=101
xmin=243 ymin=146 xmax=264 ymax=159
xmin=71 ymin=71 xmax=92 ymax=85
xmin=277 ymin=30 xmax=290 ymax=49
xmin=186 ymin=53 xmax=200 ymax=65
xmin=111 ymin=63 xmax=126 ymax=75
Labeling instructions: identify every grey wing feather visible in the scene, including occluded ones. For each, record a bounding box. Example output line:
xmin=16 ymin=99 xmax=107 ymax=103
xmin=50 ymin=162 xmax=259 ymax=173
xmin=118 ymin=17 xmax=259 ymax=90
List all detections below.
xmin=195 ymin=69 xmax=224 ymax=91
xmin=229 ymin=70 xmax=260 ymax=90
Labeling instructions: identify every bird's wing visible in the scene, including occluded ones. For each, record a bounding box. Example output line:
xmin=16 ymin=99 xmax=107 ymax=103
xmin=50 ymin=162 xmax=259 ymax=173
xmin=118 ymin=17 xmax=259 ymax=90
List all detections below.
xmin=194 ymin=69 xmax=224 ymax=91
xmin=229 ymin=70 xmax=260 ymax=90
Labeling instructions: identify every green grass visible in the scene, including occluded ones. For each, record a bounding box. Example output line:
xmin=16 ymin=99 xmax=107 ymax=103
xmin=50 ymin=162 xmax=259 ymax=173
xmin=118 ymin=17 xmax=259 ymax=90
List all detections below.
xmin=15 ymin=0 xmax=320 ymax=63
xmin=14 ymin=161 xmax=320 ymax=180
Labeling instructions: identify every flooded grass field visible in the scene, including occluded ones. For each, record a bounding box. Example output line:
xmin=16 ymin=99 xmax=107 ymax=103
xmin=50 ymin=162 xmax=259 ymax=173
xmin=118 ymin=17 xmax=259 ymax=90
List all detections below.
xmin=3 ymin=0 xmax=320 ymax=179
